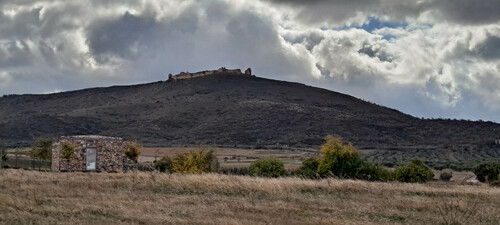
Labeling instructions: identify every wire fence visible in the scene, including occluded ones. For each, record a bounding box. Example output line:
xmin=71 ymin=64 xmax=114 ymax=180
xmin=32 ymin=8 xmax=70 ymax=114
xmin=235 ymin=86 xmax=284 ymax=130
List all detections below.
xmin=2 ymin=157 xmax=51 ymax=171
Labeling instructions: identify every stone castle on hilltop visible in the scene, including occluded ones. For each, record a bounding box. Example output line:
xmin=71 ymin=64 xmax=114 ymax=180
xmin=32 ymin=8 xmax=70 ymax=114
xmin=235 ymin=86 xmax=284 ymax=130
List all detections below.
xmin=168 ymin=67 xmax=252 ymax=81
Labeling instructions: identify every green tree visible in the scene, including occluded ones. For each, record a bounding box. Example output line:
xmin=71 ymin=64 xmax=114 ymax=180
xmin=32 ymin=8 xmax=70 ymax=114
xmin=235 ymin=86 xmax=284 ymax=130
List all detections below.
xmin=172 ymin=150 xmax=219 ymax=173
xmin=473 ymin=162 xmax=500 ymax=183
xmin=394 ymin=158 xmax=434 ymax=183
xmin=249 ymin=158 xmax=286 ymax=177
xmin=30 ymin=139 xmax=53 ymax=170
xmin=124 ymin=143 xmax=142 ymax=162
xmin=317 ymin=135 xmax=362 ymax=178
xmin=439 ymin=172 xmax=453 ymax=181
xmin=30 ymin=139 xmax=53 ymax=160
xmin=61 ymin=142 xmax=76 ymax=161
xmin=355 ymin=161 xmax=394 ymax=181
xmin=154 ymin=157 xmax=173 ymax=173
xmin=296 ymin=158 xmax=320 ymax=179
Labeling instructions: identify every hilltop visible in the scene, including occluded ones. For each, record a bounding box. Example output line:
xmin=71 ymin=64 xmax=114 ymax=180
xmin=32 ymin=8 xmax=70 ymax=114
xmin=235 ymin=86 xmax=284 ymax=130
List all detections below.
xmin=1 ymin=68 xmax=499 ymax=165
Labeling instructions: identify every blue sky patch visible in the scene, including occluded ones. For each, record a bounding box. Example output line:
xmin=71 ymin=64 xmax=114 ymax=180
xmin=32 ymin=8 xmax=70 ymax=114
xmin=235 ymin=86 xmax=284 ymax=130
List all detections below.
xmin=334 ymin=17 xmax=408 ymax=33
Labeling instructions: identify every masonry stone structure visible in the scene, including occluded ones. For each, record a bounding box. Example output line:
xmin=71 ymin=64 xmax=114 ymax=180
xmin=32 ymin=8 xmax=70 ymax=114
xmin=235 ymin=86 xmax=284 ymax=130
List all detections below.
xmin=168 ymin=67 xmax=253 ymax=81
xmin=51 ymin=135 xmax=136 ymax=172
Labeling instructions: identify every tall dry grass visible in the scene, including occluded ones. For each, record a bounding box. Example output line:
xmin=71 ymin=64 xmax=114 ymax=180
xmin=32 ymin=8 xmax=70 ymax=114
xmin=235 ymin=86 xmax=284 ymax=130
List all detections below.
xmin=0 ymin=169 xmax=499 ymax=225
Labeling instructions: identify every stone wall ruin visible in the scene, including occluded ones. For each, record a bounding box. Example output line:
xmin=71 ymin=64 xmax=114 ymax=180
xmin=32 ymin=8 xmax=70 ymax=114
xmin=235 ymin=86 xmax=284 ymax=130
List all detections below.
xmin=51 ymin=135 xmax=136 ymax=172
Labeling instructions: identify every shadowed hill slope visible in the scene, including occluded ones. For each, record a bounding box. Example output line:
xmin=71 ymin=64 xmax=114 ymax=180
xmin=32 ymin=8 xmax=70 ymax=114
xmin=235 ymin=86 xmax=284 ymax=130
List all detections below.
xmin=1 ymin=72 xmax=499 ymax=153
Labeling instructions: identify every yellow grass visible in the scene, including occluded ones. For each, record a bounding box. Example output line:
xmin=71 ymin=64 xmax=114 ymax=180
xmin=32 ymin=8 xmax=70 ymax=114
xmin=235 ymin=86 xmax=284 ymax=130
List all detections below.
xmin=0 ymin=169 xmax=499 ymax=225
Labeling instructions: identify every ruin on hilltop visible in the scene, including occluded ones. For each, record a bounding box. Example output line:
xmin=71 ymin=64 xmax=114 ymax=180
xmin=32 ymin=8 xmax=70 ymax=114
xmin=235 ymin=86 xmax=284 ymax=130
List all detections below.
xmin=168 ymin=67 xmax=253 ymax=81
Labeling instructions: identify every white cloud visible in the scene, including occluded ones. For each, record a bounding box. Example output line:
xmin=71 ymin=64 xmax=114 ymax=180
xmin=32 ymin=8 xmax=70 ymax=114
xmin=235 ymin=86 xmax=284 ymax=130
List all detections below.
xmin=0 ymin=71 xmax=12 ymax=86
xmin=0 ymin=0 xmax=499 ymax=121
xmin=280 ymin=18 xmax=500 ymax=119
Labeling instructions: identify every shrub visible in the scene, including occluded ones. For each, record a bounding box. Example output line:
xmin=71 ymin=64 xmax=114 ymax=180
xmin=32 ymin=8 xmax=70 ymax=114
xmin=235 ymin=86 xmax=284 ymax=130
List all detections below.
xmin=219 ymin=167 xmax=249 ymax=175
xmin=30 ymin=139 xmax=53 ymax=160
xmin=154 ymin=157 xmax=173 ymax=173
xmin=473 ymin=162 xmax=500 ymax=183
xmin=394 ymin=158 xmax=434 ymax=183
xmin=435 ymin=197 xmax=479 ymax=225
xmin=61 ymin=142 xmax=76 ymax=161
xmin=296 ymin=158 xmax=320 ymax=179
xmin=439 ymin=172 xmax=453 ymax=181
xmin=124 ymin=143 xmax=142 ymax=162
xmin=355 ymin=162 xmax=394 ymax=181
xmin=137 ymin=163 xmax=155 ymax=172
xmin=172 ymin=150 xmax=219 ymax=173
xmin=317 ymin=135 xmax=362 ymax=178
xmin=248 ymin=158 xmax=286 ymax=177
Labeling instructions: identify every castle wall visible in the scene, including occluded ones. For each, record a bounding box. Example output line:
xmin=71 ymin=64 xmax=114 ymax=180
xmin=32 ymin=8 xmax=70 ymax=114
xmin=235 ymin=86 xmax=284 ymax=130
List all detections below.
xmin=169 ymin=67 xmax=251 ymax=81
xmin=226 ymin=69 xmax=242 ymax=74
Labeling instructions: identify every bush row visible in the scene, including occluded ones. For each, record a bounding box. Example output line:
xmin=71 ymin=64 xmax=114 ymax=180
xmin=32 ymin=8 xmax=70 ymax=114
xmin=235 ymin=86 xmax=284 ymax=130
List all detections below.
xmin=152 ymin=150 xmax=219 ymax=174
xmin=150 ymin=136 xmax=436 ymax=183
xmin=291 ymin=136 xmax=434 ymax=183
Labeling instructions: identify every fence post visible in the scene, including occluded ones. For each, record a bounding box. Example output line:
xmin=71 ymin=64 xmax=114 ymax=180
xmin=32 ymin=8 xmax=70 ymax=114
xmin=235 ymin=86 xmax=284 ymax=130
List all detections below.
xmin=15 ymin=148 xmax=18 ymax=168
xmin=0 ymin=148 xmax=7 ymax=169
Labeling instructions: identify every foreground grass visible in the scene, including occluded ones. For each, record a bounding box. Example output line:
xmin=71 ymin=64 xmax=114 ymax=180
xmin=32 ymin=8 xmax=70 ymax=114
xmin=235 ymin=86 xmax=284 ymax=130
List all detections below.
xmin=0 ymin=170 xmax=499 ymax=225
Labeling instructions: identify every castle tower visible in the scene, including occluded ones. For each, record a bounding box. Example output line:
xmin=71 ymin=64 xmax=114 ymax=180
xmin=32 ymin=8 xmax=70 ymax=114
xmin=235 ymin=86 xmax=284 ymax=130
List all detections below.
xmin=245 ymin=68 xmax=252 ymax=75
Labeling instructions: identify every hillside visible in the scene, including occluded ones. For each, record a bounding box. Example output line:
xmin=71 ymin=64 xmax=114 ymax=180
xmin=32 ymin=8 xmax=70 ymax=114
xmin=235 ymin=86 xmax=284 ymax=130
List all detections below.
xmin=1 ymin=71 xmax=499 ymax=154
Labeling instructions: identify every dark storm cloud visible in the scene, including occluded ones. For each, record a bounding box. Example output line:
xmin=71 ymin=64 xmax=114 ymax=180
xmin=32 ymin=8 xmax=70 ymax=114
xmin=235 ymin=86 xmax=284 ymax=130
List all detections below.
xmin=446 ymin=33 xmax=500 ymax=61
xmin=87 ymin=11 xmax=159 ymax=63
xmin=0 ymin=41 xmax=33 ymax=67
xmin=269 ymin=0 xmax=388 ymax=26
xmin=475 ymin=35 xmax=500 ymax=60
xmin=266 ymin=0 xmax=500 ymax=25
xmin=0 ymin=7 xmax=43 ymax=39
xmin=425 ymin=0 xmax=500 ymax=25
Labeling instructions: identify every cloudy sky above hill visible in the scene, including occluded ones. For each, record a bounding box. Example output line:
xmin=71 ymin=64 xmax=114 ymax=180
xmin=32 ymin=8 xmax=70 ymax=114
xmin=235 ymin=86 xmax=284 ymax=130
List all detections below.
xmin=1 ymin=0 xmax=500 ymax=121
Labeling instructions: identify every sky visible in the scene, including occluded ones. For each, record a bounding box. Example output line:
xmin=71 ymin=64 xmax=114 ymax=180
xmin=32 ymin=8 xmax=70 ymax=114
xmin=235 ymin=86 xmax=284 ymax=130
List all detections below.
xmin=0 ymin=0 xmax=500 ymax=122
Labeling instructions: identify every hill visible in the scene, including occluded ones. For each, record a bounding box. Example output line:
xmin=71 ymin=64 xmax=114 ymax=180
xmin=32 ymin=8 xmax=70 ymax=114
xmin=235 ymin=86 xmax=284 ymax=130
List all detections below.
xmin=1 ymin=70 xmax=499 ymax=165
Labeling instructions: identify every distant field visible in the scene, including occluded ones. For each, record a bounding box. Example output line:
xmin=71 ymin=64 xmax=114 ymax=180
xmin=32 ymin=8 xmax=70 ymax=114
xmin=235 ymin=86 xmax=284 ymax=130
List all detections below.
xmin=5 ymin=145 xmax=498 ymax=172
xmin=139 ymin=147 xmax=317 ymax=169
xmin=1 ymin=170 xmax=499 ymax=225
xmin=138 ymin=146 xmax=500 ymax=171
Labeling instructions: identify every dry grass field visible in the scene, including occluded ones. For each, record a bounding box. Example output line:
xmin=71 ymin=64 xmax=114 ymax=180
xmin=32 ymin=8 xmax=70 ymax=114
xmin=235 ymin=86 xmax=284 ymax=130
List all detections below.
xmin=1 ymin=170 xmax=499 ymax=225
